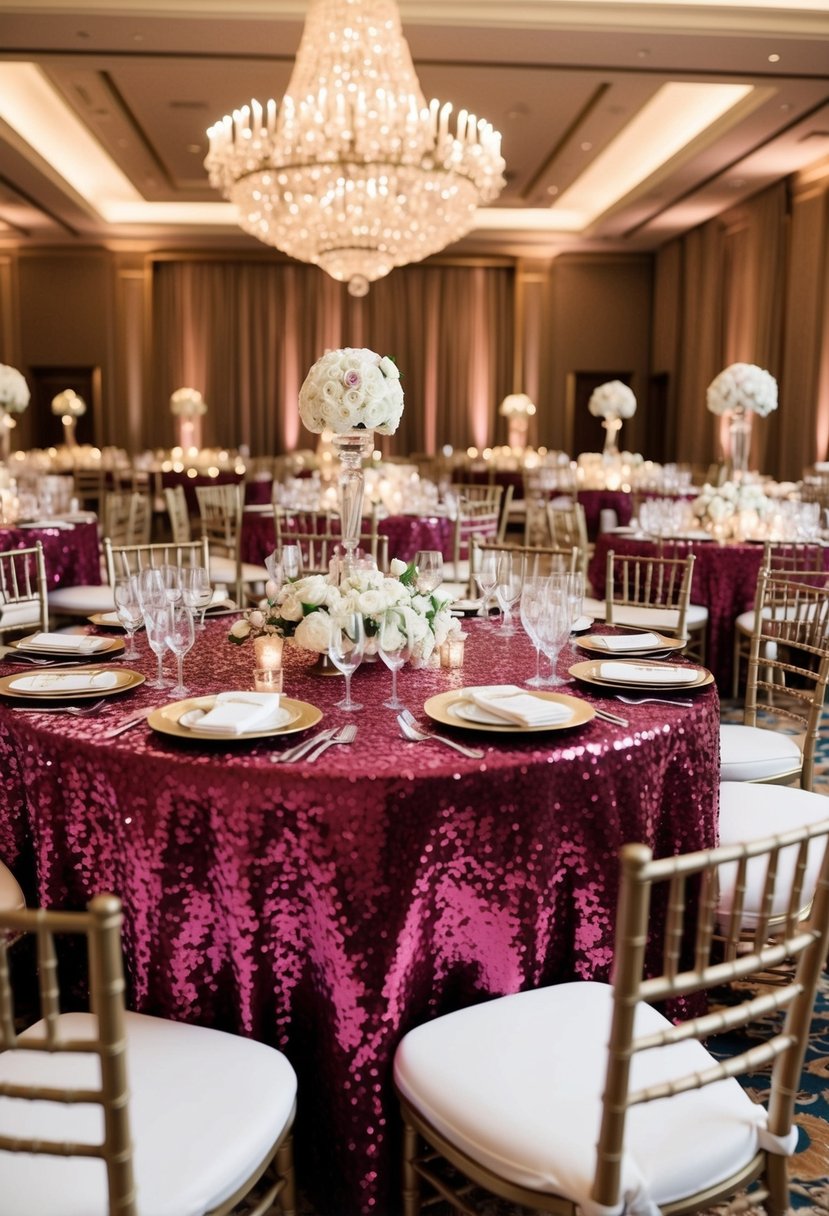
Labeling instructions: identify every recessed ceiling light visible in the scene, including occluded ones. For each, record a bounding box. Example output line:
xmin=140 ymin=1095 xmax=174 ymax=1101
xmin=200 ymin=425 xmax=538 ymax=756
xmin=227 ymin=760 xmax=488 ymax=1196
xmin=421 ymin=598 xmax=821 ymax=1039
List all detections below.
xmin=768 ymin=53 xmax=780 ymax=63
xmin=580 ymin=141 xmax=593 ymax=151
xmin=546 ymin=185 xmax=559 ymax=196
xmin=637 ymin=49 xmax=650 ymax=59
xmin=187 ymin=144 xmax=202 ymax=155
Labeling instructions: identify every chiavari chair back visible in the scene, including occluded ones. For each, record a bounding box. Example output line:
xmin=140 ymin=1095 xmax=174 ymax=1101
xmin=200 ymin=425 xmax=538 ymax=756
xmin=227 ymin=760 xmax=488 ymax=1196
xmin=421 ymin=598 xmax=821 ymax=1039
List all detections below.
xmin=274 ymin=505 xmax=388 ymax=573
xmin=394 ymin=821 xmax=829 ymax=1216
xmin=104 ymin=537 xmax=210 ymax=586
xmin=196 ymin=483 xmax=269 ymax=605
xmin=0 ymin=541 xmax=48 ymax=638
xmin=604 ymin=548 xmax=695 ymax=640
xmin=470 ymin=539 xmax=579 ymax=597
xmin=0 ymin=893 xmax=297 ymax=1216
xmin=449 ymin=484 xmax=504 ymax=583
xmin=101 ymin=492 xmax=152 ymax=548
xmin=544 ymin=499 xmax=589 ymax=576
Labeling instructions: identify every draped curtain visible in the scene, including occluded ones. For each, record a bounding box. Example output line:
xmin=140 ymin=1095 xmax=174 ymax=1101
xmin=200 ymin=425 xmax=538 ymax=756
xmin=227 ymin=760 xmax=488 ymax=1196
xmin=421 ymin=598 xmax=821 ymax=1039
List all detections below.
xmin=152 ymin=260 xmax=514 ymax=456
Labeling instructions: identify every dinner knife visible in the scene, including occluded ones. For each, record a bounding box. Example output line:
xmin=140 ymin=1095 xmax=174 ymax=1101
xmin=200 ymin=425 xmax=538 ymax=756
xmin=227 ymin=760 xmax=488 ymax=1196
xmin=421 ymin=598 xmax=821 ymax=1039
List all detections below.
xmin=103 ymin=710 xmax=152 ymax=739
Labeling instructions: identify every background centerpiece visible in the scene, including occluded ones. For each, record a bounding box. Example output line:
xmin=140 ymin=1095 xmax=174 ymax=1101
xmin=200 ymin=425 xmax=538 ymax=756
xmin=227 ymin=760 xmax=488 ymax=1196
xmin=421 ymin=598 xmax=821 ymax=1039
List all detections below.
xmin=706 ymin=362 xmax=777 ymax=479
xmin=0 ymin=363 xmax=30 ymax=463
xmin=588 ymin=380 xmax=636 ymax=458
xmin=50 ymin=389 xmax=86 ymax=448
xmin=170 ymin=386 xmax=207 ymax=452
xmin=299 ymin=347 xmax=404 ymax=574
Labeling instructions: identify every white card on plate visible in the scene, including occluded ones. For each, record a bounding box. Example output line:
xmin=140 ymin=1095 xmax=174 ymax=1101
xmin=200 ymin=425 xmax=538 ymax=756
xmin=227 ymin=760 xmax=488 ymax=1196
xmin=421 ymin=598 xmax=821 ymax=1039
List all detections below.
xmin=597 ymin=663 xmax=699 ymax=685
xmin=11 ymin=670 xmax=120 ymax=693
xmin=588 ymin=632 xmax=663 ymax=652
xmin=18 ymin=632 xmax=108 ymax=653
xmin=186 ymin=691 xmax=285 ymax=735
xmin=466 ymin=685 xmax=574 ymax=727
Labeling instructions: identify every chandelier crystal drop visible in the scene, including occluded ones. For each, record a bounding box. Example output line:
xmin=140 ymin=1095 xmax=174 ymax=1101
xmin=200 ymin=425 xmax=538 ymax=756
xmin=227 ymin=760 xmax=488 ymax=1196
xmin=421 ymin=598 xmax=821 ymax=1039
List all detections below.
xmin=204 ymin=0 xmax=505 ymax=294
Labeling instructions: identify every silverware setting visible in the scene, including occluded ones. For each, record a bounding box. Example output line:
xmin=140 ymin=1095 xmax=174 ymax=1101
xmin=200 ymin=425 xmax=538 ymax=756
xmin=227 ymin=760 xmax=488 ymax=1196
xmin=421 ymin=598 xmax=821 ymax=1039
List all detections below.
xmin=592 ymin=706 xmax=630 ymax=727
xmin=305 ymin=723 xmax=357 ymax=761
xmin=615 ymin=695 xmax=693 ymax=707
xmin=397 ymin=708 xmax=485 ymax=759
xmin=11 ymin=699 xmax=108 ymax=717
xmin=102 ymin=709 xmax=153 ymax=738
xmin=271 ymin=727 xmax=336 ymax=764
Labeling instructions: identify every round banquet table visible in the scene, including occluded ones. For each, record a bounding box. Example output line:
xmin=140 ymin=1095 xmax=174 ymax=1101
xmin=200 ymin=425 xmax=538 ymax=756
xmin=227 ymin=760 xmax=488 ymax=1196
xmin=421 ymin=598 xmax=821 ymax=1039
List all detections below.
xmin=0 ymin=518 xmax=101 ymax=588
xmin=0 ymin=618 xmax=719 ymax=1215
xmin=242 ymin=505 xmax=455 ymax=565
xmin=588 ymin=532 xmax=829 ymax=693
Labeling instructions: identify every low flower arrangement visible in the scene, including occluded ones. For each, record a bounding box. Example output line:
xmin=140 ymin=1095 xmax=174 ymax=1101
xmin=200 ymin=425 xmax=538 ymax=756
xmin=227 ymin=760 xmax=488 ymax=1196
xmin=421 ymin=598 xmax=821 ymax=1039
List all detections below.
xmin=170 ymin=387 xmax=207 ymax=417
xmin=499 ymin=393 xmax=536 ymax=418
xmin=587 ymin=380 xmax=636 ymax=420
xmin=229 ymin=558 xmax=457 ymax=665
xmin=706 ymin=363 xmax=777 ymax=418
xmin=298 ymin=347 xmax=404 ymax=436
xmin=0 ymin=363 xmax=30 ymax=414
xmin=51 ymin=390 xmax=86 ymax=419
xmin=691 ymin=480 xmax=771 ymax=538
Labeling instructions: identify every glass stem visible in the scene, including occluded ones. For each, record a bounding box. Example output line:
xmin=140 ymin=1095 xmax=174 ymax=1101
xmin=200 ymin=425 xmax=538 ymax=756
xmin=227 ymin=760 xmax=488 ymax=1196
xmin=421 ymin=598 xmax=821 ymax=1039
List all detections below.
xmin=177 ymin=654 xmax=184 ymax=688
xmin=391 ymin=666 xmax=398 ymax=704
xmin=534 ymin=644 xmax=542 ymax=680
xmin=156 ymin=649 xmax=164 ymax=685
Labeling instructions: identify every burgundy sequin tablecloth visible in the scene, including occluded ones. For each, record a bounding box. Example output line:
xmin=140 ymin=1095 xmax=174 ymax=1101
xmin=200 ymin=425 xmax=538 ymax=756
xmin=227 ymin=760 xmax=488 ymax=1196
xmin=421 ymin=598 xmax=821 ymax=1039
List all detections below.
xmin=0 ymin=519 xmax=101 ymax=588
xmin=589 ymin=533 xmax=829 ymax=693
xmin=242 ymin=507 xmax=455 ymax=565
xmin=0 ymin=619 xmax=719 ymax=1215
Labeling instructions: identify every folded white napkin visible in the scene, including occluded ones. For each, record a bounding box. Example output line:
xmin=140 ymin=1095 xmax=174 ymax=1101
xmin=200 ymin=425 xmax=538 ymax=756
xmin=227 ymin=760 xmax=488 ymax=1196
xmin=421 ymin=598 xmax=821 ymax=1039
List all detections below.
xmin=12 ymin=670 xmax=120 ymax=693
xmin=598 ymin=662 xmax=699 ymax=685
xmin=466 ymin=684 xmax=573 ymax=727
xmin=18 ymin=632 xmax=109 ymax=653
xmin=190 ymin=691 xmax=282 ymax=736
xmin=590 ymin=632 xmax=663 ymax=652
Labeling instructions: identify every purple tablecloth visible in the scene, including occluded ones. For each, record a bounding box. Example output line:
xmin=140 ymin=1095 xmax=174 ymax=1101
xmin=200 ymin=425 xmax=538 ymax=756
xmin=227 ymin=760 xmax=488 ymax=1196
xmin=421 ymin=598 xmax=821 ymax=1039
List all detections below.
xmin=0 ymin=619 xmax=719 ymax=1213
xmin=242 ymin=508 xmax=455 ymax=565
xmin=0 ymin=520 xmax=101 ymax=588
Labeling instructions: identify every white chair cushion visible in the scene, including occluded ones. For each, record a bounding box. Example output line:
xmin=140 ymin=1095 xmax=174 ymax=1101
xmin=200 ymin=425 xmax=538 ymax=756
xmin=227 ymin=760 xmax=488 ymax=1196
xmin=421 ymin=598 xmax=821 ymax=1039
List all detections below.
xmin=0 ymin=601 xmax=41 ymax=629
xmin=583 ymin=599 xmax=707 ymax=632
xmin=0 ymin=1011 xmax=296 ymax=1216
xmin=48 ymin=585 xmax=115 ymax=614
xmin=718 ymin=781 xmax=829 ymax=926
xmin=394 ymin=981 xmax=767 ymax=1216
xmin=208 ymin=556 xmax=269 ymax=586
xmin=0 ymin=861 xmax=25 ymax=911
xmin=719 ymin=723 xmax=802 ymax=782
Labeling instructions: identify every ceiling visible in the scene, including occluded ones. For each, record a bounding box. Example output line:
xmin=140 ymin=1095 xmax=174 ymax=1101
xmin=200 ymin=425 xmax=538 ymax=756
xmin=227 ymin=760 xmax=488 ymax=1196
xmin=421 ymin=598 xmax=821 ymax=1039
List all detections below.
xmin=0 ymin=0 xmax=828 ymax=262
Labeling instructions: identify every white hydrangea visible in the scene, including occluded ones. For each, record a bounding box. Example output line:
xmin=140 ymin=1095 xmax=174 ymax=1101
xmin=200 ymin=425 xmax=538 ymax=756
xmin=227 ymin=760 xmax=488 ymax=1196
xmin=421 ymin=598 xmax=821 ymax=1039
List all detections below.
xmin=706 ymin=363 xmax=778 ymax=418
xmin=298 ymin=348 xmax=404 ymax=436
xmin=588 ymin=380 xmax=637 ymax=420
xmin=0 ymin=363 xmax=30 ymax=414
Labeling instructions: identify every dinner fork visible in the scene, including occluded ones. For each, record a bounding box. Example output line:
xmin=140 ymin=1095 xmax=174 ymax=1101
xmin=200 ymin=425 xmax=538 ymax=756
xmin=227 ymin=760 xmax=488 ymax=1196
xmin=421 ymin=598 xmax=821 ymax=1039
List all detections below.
xmin=305 ymin=723 xmax=357 ymax=762
xmin=12 ymin=699 xmax=108 ymax=716
xmin=271 ymin=727 xmax=336 ymax=764
xmin=397 ymin=709 xmax=484 ymax=760
xmin=615 ymin=695 xmax=694 ymax=708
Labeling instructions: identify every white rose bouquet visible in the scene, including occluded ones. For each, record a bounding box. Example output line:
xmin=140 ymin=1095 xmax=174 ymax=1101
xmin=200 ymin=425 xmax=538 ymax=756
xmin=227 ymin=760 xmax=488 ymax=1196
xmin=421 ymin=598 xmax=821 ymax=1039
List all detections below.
xmin=229 ymin=557 xmax=456 ymax=664
xmin=692 ymin=480 xmax=770 ymax=537
xmin=0 ymin=363 xmax=30 ymax=414
xmin=298 ymin=348 xmax=404 ymax=436
xmin=51 ymin=389 xmax=86 ymax=419
xmin=588 ymin=380 xmax=637 ymax=420
xmin=706 ymin=363 xmax=777 ymax=418
xmin=170 ymin=387 xmax=207 ymax=417
xmin=499 ymin=393 xmax=536 ymax=418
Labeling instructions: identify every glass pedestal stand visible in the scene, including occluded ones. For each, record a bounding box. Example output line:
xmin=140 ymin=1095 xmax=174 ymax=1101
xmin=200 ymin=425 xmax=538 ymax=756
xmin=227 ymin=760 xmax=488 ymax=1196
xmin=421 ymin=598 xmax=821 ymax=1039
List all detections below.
xmin=727 ymin=407 xmax=752 ymax=480
xmin=602 ymin=415 xmax=623 ymax=458
xmin=332 ymin=429 xmax=373 ymax=577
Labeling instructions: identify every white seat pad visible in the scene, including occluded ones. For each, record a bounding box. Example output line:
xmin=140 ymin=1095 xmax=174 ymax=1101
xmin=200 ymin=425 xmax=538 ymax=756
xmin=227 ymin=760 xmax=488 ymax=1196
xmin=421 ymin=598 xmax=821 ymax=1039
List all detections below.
xmin=0 ymin=601 xmax=41 ymax=629
xmin=48 ymin=585 xmax=115 ymax=614
xmin=0 ymin=1011 xmax=296 ymax=1216
xmin=394 ymin=981 xmax=767 ymax=1216
xmin=719 ymin=723 xmax=802 ymax=782
xmin=718 ymin=781 xmax=829 ymax=927
xmin=208 ymin=556 xmax=269 ymax=585
xmin=583 ymin=599 xmax=707 ymax=633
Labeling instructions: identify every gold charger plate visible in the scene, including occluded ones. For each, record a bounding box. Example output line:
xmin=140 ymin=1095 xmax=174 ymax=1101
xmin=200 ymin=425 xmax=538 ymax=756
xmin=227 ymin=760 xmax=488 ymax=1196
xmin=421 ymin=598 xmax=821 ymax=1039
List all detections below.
xmin=0 ymin=667 xmax=145 ymax=700
xmin=423 ymin=689 xmax=595 ymax=734
xmin=87 ymin=612 xmax=141 ymax=631
xmin=11 ymin=633 xmax=125 ymax=659
xmin=148 ymin=695 xmax=322 ymax=742
xmin=568 ymin=658 xmax=713 ymax=692
xmin=576 ymin=631 xmax=686 ymax=658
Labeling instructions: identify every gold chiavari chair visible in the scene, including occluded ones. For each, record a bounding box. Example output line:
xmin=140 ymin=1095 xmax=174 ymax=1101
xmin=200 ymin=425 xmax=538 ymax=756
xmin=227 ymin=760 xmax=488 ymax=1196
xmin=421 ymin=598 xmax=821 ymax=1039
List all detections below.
xmin=544 ymin=499 xmax=589 ymax=577
xmin=72 ymin=467 xmax=105 ymax=513
xmin=394 ymin=820 xmax=829 ymax=1216
xmin=0 ymin=893 xmax=297 ymax=1216
xmin=602 ymin=549 xmax=696 ymax=643
xmin=274 ymin=505 xmax=388 ymax=573
xmin=195 ymin=484 xmax=269 ymax=606
xmin=101 ymin=491 xmax=152 ymax=548
xmin=164 ymin=484 xmax=192 ymax=545
xmin=0 ymin=541 xmax=48 ymax=638
xmin=721 ymin=568 xmax=829 ymax=791
xmin=469 ymin=538 xmax=579 ymax=598
xmin=449 ymin=484 xmax=504 ymax=584
xmin=103 ymin=536 xmax=210 ymax=586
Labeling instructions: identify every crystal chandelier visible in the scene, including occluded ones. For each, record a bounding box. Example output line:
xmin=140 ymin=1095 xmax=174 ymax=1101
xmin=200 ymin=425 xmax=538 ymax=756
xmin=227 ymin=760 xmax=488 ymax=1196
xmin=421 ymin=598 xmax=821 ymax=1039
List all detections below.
xmin=204 ymin=0 xmax=505 ymax=296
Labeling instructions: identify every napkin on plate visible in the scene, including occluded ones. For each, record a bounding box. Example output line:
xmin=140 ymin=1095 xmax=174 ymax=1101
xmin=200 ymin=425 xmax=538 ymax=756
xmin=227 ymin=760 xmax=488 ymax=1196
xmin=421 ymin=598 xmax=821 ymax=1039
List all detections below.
xmin=589 ymin=632 xmax=663 ymax=652
xmin=18 ymin=632 xmax=109 ymax=654
xmin=466 ymin=684 xmax=573 ymax=727
xmin=597 ymin=663 xmax=699 ymax=685
xmin=189 ymin=691 xmax=282 ymax=736
xmin=12 ymin=670 xmax=120 ymax=693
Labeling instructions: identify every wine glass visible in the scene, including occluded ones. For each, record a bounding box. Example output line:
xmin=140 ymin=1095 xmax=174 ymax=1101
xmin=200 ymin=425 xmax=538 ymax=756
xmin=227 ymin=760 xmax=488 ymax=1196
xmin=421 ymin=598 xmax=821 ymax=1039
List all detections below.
xmin=377 ymin=613 xmax=412 ymax=710
xmin=414 ymin=550 xmax=443 ymax=595
xmin=520 ymin=576 xmax=548 ymax=688
xmin=495 ymin=551 xmax=524 ymax=635
xmin=182 ymin=566 xmax=213 ymax=629
xmin=566 ymin=570 xmax=585 ymax=630
xmin=112 ymin=575 xmax=142 ymax=659
xmin=279 ymin=544 xmax=304 ymax=582
xmin=473 ymin=550 xmax=498 ymax=623
xmin=142 ymin=601 xmax=171 ymax=689
xmin=135 ymin=566 xmax=166 ymax=612
xmin=535 ymin=589 xmax=571 ymax=687
xmin=328 ymin=612 xmax=365 ymax=712
xmin=159 ymin=564 xmax=183 ymax=606
xmin=164 ymin=604 xmax=195 ymax=696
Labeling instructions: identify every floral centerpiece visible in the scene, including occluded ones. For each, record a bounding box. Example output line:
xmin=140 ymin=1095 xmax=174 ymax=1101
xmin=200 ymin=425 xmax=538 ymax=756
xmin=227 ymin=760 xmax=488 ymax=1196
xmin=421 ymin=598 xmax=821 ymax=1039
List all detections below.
xmin=169 ymin=387 xmax=207 ymax=418
xmin=691 ymin=480 xmax=771 ymax=540
xmin=499 ymin=393 xmax=536 ymax=451
xmin=0 ymin=363 xmax=30 ymax=415
xmin=51 ymin=390 xmax=87 ymax=419
xmin=706 ymin=363 xmax=777 ymax=418
xmin=229 ymin=557 xmax=457 ymax=666
xmin=588 ymin=380 xmax=636 ymax=457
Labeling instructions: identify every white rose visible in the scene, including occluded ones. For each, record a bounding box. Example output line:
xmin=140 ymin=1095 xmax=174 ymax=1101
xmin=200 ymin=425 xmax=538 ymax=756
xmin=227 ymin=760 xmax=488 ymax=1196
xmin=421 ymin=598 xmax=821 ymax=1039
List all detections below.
xmin=296 ymin=576 xmax=330 ymax=607
xmin=229 ymin=619 xmax=251 ymax=639
xmin=707 ymin=498 xmax=730 ymax=521
xmin=248 ymin=610 xmax=265 ymax=630
xmin=294 ymin=611 xmax=333 ymax=653
xmin=357 ymin=589 xmax=389 ymax=617
xmin=278 ymin=592 xmax=304 ymax=622
xmin=389 ymin=558 xmax=408 ymax=577
xmin=379 ymin=356 xmax=399 ymax=379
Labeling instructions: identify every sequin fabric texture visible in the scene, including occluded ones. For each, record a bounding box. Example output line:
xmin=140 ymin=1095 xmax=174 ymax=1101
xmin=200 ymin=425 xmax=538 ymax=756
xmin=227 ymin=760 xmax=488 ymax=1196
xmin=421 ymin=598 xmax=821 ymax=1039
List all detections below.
xmin=0 ymin=520 xmax=101 ymax=588
xmin=0 ymin=617 xmax=719 ymax=1214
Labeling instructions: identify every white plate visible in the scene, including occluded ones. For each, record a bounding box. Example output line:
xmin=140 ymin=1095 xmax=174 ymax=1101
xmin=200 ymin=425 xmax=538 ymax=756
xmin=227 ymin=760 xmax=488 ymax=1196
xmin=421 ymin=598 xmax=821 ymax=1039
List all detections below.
xmin=450 ymin=699 xmax=575 ymax=727
xmin=180 ymin=703 xmax=299 ymax=734
xmin=571 ymin=615 xmax=594 ymax=634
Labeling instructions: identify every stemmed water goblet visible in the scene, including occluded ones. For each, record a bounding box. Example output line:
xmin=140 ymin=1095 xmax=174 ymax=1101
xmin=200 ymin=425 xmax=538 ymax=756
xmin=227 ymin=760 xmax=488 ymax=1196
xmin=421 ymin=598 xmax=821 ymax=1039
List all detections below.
xmin=328 ymin=612 xmax=366 ymax=712
xmin=135 ymin=566 xmax=165 ymax=613
xmin=164 ymin=604 xmax=195 ymax=696
xmin=566 ymin=570 xmax=585 ymax=630
xmin=414 ymin=550 xmax=443 ymax=595
xmin=495 ymin=551 xmax=524 ymax=635
xmin=113 ymin=575 xmax=143 ymax=659
xmin=377 ymin=613 xmax=412 ymax=710
xmin=160 ymin=564 xmax=183 ymax=606
xmin=143 ymin=600 xmax=172 ymax=689
xmin=279 ymin=544 xmax=304 ymax=582
xmin=182 ymin=566 xmax=213 ymax=629
xmin=520 ymin=576 xmax=548 ymax=687
xmin=473 ymin=550 xmax=498 ymax=623
xmin=535 ymin=588 xmax=572 ymax=687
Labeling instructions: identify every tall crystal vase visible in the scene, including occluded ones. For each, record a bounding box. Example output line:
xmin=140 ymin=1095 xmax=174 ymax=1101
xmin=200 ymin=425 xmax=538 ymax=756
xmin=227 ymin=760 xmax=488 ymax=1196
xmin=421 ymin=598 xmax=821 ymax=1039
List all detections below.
xmin=602 ymin=415 xmax=623 ymax=458
xmin=332 ymin=429 xmax=373 ymax=576
xmin=0 ymin=412 xmax=10 ymax=464
xmin=63 ymin=417 xmax=78 ymax=448
xmin=727 ymin=407 xmax=752 ymax=480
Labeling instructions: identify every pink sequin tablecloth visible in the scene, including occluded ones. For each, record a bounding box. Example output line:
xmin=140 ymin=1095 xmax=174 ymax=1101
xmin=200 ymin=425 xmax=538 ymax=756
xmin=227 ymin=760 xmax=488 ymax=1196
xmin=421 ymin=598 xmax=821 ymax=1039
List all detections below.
xmin=242 ymin=507 xmax=455 ymax=565
xmin=0 ymin=619 xmax=719 ymax=1214
xmin=0 ymin=519 xmax=101 ymax=588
